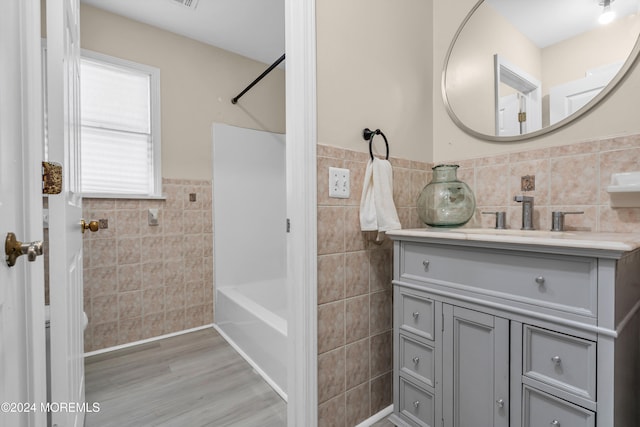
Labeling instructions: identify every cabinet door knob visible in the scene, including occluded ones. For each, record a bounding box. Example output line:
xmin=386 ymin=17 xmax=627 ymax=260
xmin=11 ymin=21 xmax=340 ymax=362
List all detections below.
xmin=551 ymin=356 xmax=562 ymax=365
xmin=422 ymin=260 xmax=430 ymax=270
xmin=496 ymin=399 xmax=504 ymax=408
xmin=535 ymin=276 xmax=545 ymax=285
xmin=412 ymin=311 xmax=420 ymax=319
xmin=413 ymin=400 xmax=420 ymax=408
xmin=550 ymin=421 xmax=560 ymax=426
xmin=412 ymin=356 xmax=420 ymax=364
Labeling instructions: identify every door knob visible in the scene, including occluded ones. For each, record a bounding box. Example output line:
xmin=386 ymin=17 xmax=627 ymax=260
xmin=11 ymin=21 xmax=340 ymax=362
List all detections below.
xmin=5 ymin=232 xmax=43 ymax=267
xmin=81 ymin=219 xmax=99 ymax=234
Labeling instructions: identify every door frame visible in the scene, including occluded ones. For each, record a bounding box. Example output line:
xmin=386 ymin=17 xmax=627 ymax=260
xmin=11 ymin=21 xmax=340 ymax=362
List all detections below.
xmin=1 ymin=0 xmax=48 ymax=425
xmin=494 ymin=54 xmax=542 ymax=136
xmin=285 ymin=0 xmax=318 ymax=425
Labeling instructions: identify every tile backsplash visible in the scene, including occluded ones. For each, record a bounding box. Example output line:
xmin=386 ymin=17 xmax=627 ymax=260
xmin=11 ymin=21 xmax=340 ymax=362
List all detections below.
xmin=82 ymin=178 xmax=214 ymax=352
xmin=456 ymin=134 xmax=640 ymax=232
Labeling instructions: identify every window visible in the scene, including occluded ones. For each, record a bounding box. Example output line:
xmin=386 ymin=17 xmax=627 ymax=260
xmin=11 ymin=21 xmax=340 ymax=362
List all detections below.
xmin=80 ymin=50 xmax=161 ymax=197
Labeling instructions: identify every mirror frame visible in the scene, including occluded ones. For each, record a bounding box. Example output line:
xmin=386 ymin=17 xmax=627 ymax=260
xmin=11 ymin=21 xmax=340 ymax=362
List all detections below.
xmin=441 ymin=0 xmax=640 ymax=142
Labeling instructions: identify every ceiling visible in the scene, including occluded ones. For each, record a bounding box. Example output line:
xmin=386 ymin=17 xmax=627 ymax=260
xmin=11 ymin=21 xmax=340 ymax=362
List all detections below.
xmin=487 ymin=0 xmax=640 ymax=48
xmin=79 ymin=0 xmax=638 ymax=66
xmin=80 ymin=0 xmax=285 ymax=66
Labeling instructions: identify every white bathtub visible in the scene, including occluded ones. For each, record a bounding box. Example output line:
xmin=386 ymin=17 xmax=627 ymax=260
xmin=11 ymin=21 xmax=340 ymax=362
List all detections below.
xmin=214 ymin=279 xmax=287 ymax=400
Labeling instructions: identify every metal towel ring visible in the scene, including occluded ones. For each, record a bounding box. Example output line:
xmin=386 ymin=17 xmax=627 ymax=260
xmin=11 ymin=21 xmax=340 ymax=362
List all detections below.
xmin=363 ymin=128 xmax=389 ymax=161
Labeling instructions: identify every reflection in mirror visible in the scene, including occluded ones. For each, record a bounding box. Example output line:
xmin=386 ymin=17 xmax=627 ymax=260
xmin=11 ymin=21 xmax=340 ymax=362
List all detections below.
xmin=495 ymin=54 xmax=541 ymax=136
xmin=443 ymin=0 xmax=640 ymax=141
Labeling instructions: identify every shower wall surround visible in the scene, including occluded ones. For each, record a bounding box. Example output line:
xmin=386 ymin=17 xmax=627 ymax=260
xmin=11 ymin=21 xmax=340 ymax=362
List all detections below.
xmin=316 ymin=132 xmax=640 ymax=426
xmin=82 ymin=178 xmax=213 ymax=352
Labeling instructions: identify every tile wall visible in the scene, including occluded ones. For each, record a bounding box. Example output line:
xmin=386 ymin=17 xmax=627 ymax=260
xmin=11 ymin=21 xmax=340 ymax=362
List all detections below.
xmin=316 ymin=144 xmax=430 ymax=427
xmin=317 ymin=132 xmax=640 ymax=426
xmin=457 ymin=134 xmax=640 ymax=232
xmin=82 ymin=178 xmax=214 ymax=352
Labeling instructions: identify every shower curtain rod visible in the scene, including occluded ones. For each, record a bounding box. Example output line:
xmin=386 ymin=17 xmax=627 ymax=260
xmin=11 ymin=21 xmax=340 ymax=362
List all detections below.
xmin=231 ymin=53 xmax=286 ymax=104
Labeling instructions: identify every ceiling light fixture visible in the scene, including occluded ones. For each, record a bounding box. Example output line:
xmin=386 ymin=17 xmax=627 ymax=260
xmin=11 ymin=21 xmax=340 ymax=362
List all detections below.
xmin=599 ymin=0 xmax=616 ymax=25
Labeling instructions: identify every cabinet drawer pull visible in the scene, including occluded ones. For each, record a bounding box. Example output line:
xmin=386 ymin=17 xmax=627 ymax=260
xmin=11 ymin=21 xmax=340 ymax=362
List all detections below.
xmin=550 ymin=421 xmax=560 ymax=427
xmin=535 ymin=276 xmax=546 ymax=285
xmin=496 ymin=398 xmax=504 ymax=408
xmin=551 ymin=355 xmax=562 ymax=365
xmin=422 ymin=260 xmax=430 ymax=270
xmin=413 ymin=400 xmax=420 ymax=408
xmin=412 ymin=311 xmax=420 ymax=319
xmin=412 ymin=356 xmax=420 ymax=364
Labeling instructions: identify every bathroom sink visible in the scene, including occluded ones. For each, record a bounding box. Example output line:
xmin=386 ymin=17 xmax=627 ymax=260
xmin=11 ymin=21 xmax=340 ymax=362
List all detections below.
xmin=447 ymin=228 xmax=574 ymax=238
xmin=386 ymin=227 xmax=640 ymax=252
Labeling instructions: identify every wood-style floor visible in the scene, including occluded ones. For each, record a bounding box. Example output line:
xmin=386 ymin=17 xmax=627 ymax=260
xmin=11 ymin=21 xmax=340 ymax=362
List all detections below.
xmin=84 ymin=328 xmax=286 ymax=427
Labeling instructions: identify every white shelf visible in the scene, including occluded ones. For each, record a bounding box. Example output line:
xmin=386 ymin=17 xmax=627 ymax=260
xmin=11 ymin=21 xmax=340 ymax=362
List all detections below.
xmin=606 ymin=172 xmax=640 ymax=208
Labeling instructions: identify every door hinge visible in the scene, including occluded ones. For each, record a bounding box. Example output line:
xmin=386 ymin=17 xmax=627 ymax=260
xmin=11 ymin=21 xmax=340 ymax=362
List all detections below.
xmin=286 ymin=218 xmax=291 ymax=233
xmin=42 ymin=161 xmax=62 ymax=195
xmin=518 ymin=112 xmax=527 ymax=123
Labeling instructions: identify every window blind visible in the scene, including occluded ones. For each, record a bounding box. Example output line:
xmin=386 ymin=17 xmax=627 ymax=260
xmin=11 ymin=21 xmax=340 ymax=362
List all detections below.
xmin=80 ymin=58 xmax=153 ymax=195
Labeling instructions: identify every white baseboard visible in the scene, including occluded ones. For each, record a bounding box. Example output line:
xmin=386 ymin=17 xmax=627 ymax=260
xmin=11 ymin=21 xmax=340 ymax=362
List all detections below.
xmin=355 ymin=404 xmax=393 ymax=427
xmin=83 ymin=324 xmax=214 ymax=357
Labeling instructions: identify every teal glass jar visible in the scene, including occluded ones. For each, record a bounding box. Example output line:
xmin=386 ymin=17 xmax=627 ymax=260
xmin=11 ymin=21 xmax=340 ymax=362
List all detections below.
xmin=417 ymin=164 xmax=476 ymax=227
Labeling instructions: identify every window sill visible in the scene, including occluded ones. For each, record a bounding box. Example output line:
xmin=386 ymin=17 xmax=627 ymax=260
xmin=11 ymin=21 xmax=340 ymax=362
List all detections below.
xmin=81 ymin=193 xmax=167 ymax=200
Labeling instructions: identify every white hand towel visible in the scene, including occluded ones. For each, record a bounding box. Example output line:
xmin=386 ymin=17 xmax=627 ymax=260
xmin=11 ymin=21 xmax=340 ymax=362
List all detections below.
xmin=359 ymin=157 xmax=401 ymax=233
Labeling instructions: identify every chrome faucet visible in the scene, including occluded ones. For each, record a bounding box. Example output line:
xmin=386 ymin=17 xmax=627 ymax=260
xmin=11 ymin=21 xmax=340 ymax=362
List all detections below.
xmin=514 ymin=195 xmax=535 ymax=230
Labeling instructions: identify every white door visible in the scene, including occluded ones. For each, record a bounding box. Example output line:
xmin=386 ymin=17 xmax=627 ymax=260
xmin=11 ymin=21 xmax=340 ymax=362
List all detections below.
xmin=549 ymin=62 xmax=623 ymax=125
xmin=498 ymin=93 xmax=520 ymax=137
xmin=0 ymin=1 xmax=48 ymax=427
xmin=46 ymin=0 xmax=86 ymax=426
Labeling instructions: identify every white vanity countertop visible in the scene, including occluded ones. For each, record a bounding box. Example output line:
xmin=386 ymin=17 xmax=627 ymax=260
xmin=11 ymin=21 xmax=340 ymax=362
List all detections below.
xmin=386 ymin=228 xmax=640 ymax=253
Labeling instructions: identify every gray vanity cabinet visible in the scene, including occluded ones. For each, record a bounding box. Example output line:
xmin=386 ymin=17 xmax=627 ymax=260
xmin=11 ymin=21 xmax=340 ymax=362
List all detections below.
xmin=387 ymin=232 xmax=640 ymax=427
xmin=393 ymin=286 xmax=511 ymax=427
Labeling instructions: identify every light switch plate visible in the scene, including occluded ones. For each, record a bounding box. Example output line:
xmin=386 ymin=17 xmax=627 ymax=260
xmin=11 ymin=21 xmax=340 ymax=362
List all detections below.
xmin=329 ymin=167 xmax=350 ymax=199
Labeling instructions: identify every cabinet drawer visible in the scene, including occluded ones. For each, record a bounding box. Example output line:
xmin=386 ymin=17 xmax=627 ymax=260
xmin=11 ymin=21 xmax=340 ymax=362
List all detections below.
xmin=399 ymin=377 xmax=435 ymax=427
xmin=522 ymin=385 xmax=595 ymax=427
xmin=399 ymin=290 xmax=434 ymax=340
xmin=399 ymin=334 xmax=435 ymax=387
xmin=523 ymin=325 xmax=596 ymax=401
xmin=400 ymin=242 xmax=597 ymax=317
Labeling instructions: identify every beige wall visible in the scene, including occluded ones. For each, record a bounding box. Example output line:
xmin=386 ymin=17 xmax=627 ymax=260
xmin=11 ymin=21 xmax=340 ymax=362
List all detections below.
xmin=433 ymin=0 xmax=640 ymax=162
xmin=80 ymin=5 xmax=285 ymax=181
xmin=316 ymin=0 xmax=433 ymax=163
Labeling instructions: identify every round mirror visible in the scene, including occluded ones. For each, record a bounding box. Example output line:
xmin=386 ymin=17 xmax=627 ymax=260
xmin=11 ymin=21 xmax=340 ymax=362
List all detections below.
xmin=443 ymin=0 xmax=640 ymax=141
